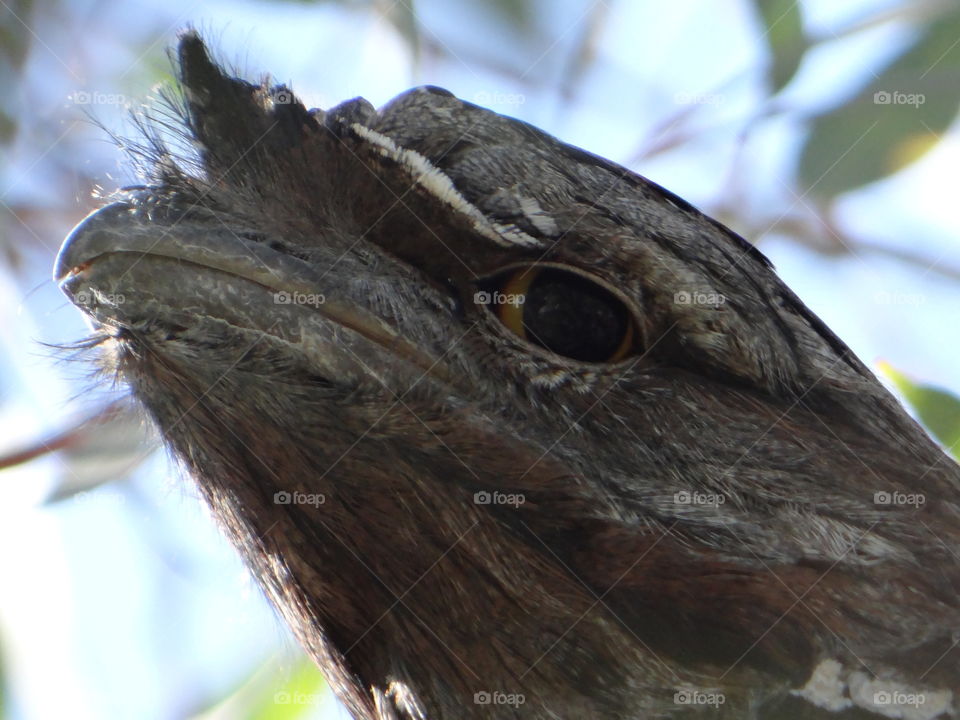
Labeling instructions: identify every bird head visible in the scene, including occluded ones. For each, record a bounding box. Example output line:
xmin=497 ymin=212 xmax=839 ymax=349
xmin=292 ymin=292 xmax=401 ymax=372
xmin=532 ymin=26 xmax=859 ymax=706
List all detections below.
xmin=56 ymin=31 xmax=960 ymax=719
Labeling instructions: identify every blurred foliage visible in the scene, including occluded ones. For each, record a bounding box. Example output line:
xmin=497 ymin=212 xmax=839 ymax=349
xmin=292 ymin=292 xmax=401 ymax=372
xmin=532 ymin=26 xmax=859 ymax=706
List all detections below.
xmin=798 ymin=3 xmax=960 ymax=200
xmin=754 ymin=0 xmax=806 ymax=93
xmin=0 ymin=0 xmax=32 ymax=143
xmin=192 ymin=655 xmax=328 ymax=720
xmin=881 ymin=362 xmax=960 ymax=460
xmin=247 ymin=660 xmax=327 ymax=720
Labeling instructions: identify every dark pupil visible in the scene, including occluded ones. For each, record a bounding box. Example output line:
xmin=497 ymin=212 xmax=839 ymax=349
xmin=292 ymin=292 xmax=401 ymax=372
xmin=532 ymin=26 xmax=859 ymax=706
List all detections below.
xmin=522 ymin=270 xmax=628 ymax=362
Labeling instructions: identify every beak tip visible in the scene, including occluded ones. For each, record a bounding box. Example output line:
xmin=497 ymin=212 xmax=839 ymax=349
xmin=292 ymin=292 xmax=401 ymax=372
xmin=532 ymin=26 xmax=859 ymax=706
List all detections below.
xmin=55 ymin=202 xmax=133 ymax=285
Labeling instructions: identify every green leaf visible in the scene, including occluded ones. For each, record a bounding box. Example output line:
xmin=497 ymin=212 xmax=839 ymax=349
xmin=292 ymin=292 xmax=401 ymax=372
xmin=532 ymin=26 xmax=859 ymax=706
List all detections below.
xmin=485 ymin=0 xmax=535 ymax=30
xmin=753 ymin=0 xmax=807 ymax=93
xmin=798 ymin=6 xmax=960 ymax=199
xmin=190 ymin=654 xmax=328 ymax=720
xmin=879 ymin=363 xmax=960 ymax=459
xmin=0 ymin=0 xmax=33 ymax=70
xmin=248 ymin=657 xmax=327 ymax=720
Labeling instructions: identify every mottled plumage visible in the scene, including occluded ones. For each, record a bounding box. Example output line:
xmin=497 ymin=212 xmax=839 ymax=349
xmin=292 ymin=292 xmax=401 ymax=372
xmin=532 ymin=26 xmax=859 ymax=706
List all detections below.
xmin=56 ymin=31 xmax=960 ymax=719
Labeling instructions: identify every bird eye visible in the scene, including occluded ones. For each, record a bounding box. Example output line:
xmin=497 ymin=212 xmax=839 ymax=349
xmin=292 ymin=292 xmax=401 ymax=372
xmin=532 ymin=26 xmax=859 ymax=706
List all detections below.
xmin=478 ymin=266 xmax=638 ymax=363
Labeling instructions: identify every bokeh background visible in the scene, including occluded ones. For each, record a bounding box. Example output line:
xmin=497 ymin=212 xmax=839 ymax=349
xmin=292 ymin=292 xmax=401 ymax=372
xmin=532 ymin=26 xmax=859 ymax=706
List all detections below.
xmin=1 ymin=0 xmax=959 ymax=718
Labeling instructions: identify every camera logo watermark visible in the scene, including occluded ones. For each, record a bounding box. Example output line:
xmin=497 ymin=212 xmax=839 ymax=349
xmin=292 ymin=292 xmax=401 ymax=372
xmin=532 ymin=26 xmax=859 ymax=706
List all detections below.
xmin=474 ymin=291 xmax=525 ymax=307
xmin=674 ymin=290 xmax=726 ymax=307
xmin=73 ymin=490 xmax=126 ymax=508
xmin=274 ymin=291 xmax=326 ymax=307
xmin=274 ymin=490 xmax=325 ymax=507
xmin=872 ymin=291 xmax=925 ymax=306
xmin=674 ymin=688 xmax=726 ymax=707
xmin=873 ymin=690 xmax=926 ymax=708
xmin=473 ymin=690 xmax=525 ymax=707
xmin=274 ymin=690 xmax=323 ymax=705
xmin=674 ymin=490 xmax=726 ymax=507
xmin=473 ymin=90 xmax=525 ymax=107
xmin=273 ymin=89 xmax=294 ymax=105
xmin=73 ymin=290 xmax=125 ymax=307
xmin=473 ymin=490 xmax=525 ymax=508
xmin=674 ymin=92 xmax=725 ymax=106
xmin=873 ymin=90 xmax=925 ymax=107
xmin=873 ymin=490 xmax=925 ymax=508
xmin=69 ymin=90 xmax=129 ymax=107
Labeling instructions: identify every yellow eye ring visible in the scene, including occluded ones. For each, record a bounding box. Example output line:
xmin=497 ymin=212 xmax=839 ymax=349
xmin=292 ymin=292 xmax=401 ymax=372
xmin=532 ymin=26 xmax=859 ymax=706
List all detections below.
xmin=497 ymin=267 xmax=536 ymax=339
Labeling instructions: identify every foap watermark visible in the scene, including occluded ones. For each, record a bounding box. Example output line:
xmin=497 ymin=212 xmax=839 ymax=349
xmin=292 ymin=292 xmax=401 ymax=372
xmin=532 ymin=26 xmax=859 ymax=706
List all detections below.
xmin=473 ymin=90 xmax=526 ymax=107
xmin=473 ymin=690 xmax=525 ymax=707
xmin=873 ymin=291 xmax=925 ymax=307
xmin=674 ymin=688 xmax=726 ymax=707
xmin=274 ymin=690 xmax=323 ymax=706
xmin=874 ymin=90 xmax=925 ymax=107
xmin=73 ymin=490 xmax=126 ymax=508
xmin=73 ymin=290 xmax=126 ymax=307
xmin=873 ymin=490 xmax=925 ymax=508
xmin=474 ymin=290 xmax=525 ymax=307
xmin=674 ymin=91 xmax=725 ymax=106
xmin=873 ymin=690 xmax=926 ymax=708
xmin=274 ymin=291 xmax=325 ymax=307
xmin=674 ymin=290 xmax=725 ymax=307
xmin=69 ymin=90 xmax=130 ymax=107
xmin=274 ymin=490 xmax=326 ymax=507
xmin=473 ymin=490 xmax=525 ymax=508
xmin=674 ymin=490 xmax=726 ymax=508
